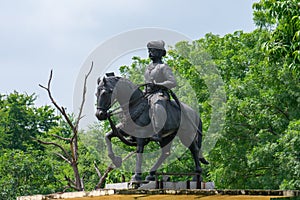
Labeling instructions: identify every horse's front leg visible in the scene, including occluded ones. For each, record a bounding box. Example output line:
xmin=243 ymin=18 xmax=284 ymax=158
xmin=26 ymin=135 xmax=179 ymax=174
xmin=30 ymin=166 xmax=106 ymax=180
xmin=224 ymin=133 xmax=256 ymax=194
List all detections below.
xmin=105 ymin=129 xmax=122 ymax=168
xmin=131 ymin=138 xmax=145 ymax=182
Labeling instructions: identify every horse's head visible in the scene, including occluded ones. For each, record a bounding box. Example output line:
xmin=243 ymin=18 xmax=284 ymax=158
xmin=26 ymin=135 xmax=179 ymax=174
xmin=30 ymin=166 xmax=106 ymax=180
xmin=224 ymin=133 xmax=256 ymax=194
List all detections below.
xmin=95 ymin=73 xmax=119 ymax=120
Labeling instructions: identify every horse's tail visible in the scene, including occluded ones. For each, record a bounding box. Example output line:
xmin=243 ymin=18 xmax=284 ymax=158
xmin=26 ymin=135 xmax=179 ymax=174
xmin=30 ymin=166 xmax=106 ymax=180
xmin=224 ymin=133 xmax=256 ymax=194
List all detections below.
xmin=197 ymin=118 xmax=203 ymax=150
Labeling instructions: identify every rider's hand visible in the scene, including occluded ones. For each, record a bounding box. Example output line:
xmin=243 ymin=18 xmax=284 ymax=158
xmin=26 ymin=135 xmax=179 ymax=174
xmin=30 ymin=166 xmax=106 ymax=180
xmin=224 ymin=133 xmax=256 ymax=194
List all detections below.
xmin=153 ymin=81 xmax=167 ymax=89
xmin=147 ymin=81 xmax=156 ymax=88
xmin=152 ymin=80 xmax=162 ymax=86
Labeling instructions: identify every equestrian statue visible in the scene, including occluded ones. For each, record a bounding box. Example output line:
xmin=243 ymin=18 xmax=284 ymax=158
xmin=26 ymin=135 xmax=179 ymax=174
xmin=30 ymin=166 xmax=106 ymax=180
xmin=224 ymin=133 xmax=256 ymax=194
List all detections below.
xmin=95 ymin=40 xmax=208 ymax=182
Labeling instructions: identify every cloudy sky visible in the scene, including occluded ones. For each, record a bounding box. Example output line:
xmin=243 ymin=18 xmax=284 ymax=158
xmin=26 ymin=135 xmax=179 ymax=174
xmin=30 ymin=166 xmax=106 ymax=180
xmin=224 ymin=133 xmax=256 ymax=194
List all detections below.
xmin=0 ymin=0 xmax=257 ymax=115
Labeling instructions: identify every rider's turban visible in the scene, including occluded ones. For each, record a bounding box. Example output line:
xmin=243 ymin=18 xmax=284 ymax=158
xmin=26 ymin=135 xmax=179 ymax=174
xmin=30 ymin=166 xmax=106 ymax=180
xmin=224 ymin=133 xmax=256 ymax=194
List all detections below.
xmin=147 ymin=40 xmax=165 ymax=51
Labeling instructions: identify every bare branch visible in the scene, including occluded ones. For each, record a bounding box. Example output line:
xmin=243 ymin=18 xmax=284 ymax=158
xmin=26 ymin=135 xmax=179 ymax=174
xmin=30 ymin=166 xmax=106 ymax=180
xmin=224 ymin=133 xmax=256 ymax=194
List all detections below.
xmin=33 ymin=137 xmax=72 ymax=161
xmin=74 ymin=62 xmax=94 ymax=137
xmin=65 ymin=175 xmax=76 ymax=186
xmin=51 ymin=134 xmax=71 ymax=141
xmin=61 ymin=107 xmax=76 ymax=132
xmin=95 ymin=166 xmax=114 ymax=190
xmin=94 ymin=161 xmax=102 ymax=178
xmin=39 ymin=70 xmax=62 ymax=113
xmin=39 ymin=64 xmax=93 ymax=191
xmin=54 ymin=152 xmax=72 ymax=164
xmin=80 ymin=175 xmax=85 ymax=191
xmin=38 ymin=84 xmax=48 ymax=90
xmin=123 ymin=151 xmax=135 ymax=161
xmin=63 ymin=185 xmax=70 ymax=193
xmin=39 ymin=70 xmax=75 ymax=131
xmin=65 ymin=175 xmax=78 ymax=191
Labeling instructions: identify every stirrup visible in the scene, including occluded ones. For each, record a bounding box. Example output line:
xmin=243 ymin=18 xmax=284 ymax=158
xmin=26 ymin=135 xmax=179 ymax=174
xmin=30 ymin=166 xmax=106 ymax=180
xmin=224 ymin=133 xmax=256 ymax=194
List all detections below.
xmin=152 ymin=134 xmax=162 ymax=142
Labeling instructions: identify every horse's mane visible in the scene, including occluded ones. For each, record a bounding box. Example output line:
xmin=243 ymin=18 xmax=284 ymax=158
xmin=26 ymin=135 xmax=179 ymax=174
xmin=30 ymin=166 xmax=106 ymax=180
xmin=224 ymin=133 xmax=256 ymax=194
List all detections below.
xmin=107 ymin=76 xmax=139 ymax=90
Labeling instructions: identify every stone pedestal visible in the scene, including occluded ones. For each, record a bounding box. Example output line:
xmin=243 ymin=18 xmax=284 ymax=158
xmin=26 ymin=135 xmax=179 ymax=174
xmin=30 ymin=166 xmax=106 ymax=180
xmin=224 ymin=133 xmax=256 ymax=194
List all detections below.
xmin=104 ymin=181 xmax=215 ymax=190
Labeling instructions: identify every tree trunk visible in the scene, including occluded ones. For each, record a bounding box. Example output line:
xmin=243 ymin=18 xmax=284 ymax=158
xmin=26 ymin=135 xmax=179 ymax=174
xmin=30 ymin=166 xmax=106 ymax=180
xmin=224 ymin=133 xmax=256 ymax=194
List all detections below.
xmin=72 ymin=161 xmax=83 ymax=190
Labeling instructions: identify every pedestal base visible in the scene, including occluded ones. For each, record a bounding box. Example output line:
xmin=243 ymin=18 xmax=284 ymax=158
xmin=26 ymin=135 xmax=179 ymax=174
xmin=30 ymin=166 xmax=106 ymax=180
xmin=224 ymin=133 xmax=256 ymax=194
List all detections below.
xmin=104 ymin=181 xmax=215 ymax=190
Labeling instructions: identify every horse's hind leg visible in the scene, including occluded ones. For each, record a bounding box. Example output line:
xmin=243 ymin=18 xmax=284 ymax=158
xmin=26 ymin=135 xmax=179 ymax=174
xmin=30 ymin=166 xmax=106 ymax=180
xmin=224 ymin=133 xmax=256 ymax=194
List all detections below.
xmin=189 ymin=140 xmax=202 ymax=173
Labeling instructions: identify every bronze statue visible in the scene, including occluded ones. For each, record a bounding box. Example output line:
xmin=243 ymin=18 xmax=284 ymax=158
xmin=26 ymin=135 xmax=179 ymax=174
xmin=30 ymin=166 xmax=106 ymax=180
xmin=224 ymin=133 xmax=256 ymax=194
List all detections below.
xmin=95 ymin=41 xmax=208 ymax=182
xmin=144 ymin=40 xmax=177 ymax=142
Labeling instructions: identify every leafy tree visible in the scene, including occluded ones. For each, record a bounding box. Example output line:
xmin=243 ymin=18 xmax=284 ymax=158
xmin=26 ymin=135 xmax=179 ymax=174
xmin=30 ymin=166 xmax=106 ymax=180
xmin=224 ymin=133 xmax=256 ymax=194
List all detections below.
xmin=0 ymin=92 xmax=61 ymax=199
xmin=0 ymin=92 xmax=58 ymax=151
xmin=253 ymin=0 xmax=300 ymax=74
xmin=0 ymin=149 xmax=63 ymax=199
xmin=277 ymin=120 xmax=300 ymax=189
xmin=203 ymin=0 xmax=299 ymax=189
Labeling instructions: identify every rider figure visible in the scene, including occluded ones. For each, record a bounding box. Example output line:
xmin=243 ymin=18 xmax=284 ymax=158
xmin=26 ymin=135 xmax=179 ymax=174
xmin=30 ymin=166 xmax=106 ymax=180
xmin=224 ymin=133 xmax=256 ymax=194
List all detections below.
xmin=144 ymin=40 xmax=177 ymax=142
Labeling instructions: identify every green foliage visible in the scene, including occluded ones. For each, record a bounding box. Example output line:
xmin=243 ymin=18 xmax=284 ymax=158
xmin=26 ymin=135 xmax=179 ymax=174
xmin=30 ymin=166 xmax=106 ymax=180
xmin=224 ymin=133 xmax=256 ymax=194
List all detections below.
xmin=206 ymin=0 xmax=300 ymax=189
xmin=114 ymin=1 xmax=300 ymax=189
xmin=0 ymin=92 xmax=58 ymax=151
xmin=0 ymin=149 xmax=63 ymax=199
xmin=0 ymin=92 xmax=118 ymax=198
xmin=277 ymin=120 xmax=300 ymax=189
xmin=206 ymin=29 xmax=299 ymax=189
xmin=119 ymin=56 xmax=150 ymax=84
xmin=78 ymin=123 xmax=111 ymax=190
xmin=253 ymin=0 xmax=300 ymax=74
xmin=0 ymin=93 xmax=63 ymax=199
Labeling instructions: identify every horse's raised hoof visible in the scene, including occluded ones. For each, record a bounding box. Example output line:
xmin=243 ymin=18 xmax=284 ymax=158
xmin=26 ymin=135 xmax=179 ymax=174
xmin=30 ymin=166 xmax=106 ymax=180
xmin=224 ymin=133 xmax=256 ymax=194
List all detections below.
xmin=112 ymin=156 xmax=122 ymax=168
xmin=145 ymin=174 xmax=155 ymax=181
xmin=131 ymin=174 xmax=143 ymax=182
xmin=199 ymin=157 xmax=209 ymax=165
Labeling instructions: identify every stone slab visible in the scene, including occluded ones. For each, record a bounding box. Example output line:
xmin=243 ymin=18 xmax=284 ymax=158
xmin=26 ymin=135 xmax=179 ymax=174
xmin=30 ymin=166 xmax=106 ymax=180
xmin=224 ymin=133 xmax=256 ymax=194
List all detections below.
xmin=137 ymin=181 xmax=215 ymax=190
xmin=105 ymin=182 xmax=130 ymax=189
xmin=104 ymin=181 xmax=215 ymax=190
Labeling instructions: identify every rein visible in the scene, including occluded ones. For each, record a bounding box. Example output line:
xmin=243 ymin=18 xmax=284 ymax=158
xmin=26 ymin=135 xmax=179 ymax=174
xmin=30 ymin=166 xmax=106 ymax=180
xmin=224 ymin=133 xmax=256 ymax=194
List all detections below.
xmin=99 ymin=81 xmax=182 ymax=145
xmin=106 ymin=83 xmax=150 ymax=117
xmin=107 ymin=114 xmax=136 ymax=146
xmin=103 ymin=83 xmax=150 ymax=147
xmin=106 ymin=82 xmax=180 ymax=118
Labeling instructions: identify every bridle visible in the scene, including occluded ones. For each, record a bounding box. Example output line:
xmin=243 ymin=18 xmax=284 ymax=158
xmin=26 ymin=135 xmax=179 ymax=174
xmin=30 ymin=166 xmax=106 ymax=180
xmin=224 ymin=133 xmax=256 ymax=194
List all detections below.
xmin=96 ymin=83 xmax=151 ymax=118
xmin=96 ymin=83 xmax=150 ymax=145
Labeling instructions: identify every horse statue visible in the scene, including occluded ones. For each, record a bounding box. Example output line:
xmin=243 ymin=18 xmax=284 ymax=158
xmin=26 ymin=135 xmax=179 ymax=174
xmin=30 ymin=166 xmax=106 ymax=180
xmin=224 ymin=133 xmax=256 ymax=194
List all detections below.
xmin=95 ymin=73 xmax=208 ymax=182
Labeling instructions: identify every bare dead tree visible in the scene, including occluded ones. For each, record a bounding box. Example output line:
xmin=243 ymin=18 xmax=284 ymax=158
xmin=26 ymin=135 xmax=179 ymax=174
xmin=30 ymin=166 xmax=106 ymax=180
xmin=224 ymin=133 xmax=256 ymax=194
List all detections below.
xmin=36 ymin=63 xmax=93 ymax=191
xmin=35 ymin=63 xmax=135 ymax=191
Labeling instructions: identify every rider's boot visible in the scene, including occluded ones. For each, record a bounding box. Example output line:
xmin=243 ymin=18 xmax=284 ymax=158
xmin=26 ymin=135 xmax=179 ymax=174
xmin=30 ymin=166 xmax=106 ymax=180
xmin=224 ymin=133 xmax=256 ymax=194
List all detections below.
xmin=151 ymin=103 xmax=166 ymax=142
xmin=151 ymin=116 xmax=163 ymax=142
xmin=128 ymin=136 xmax=136 ymax=143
